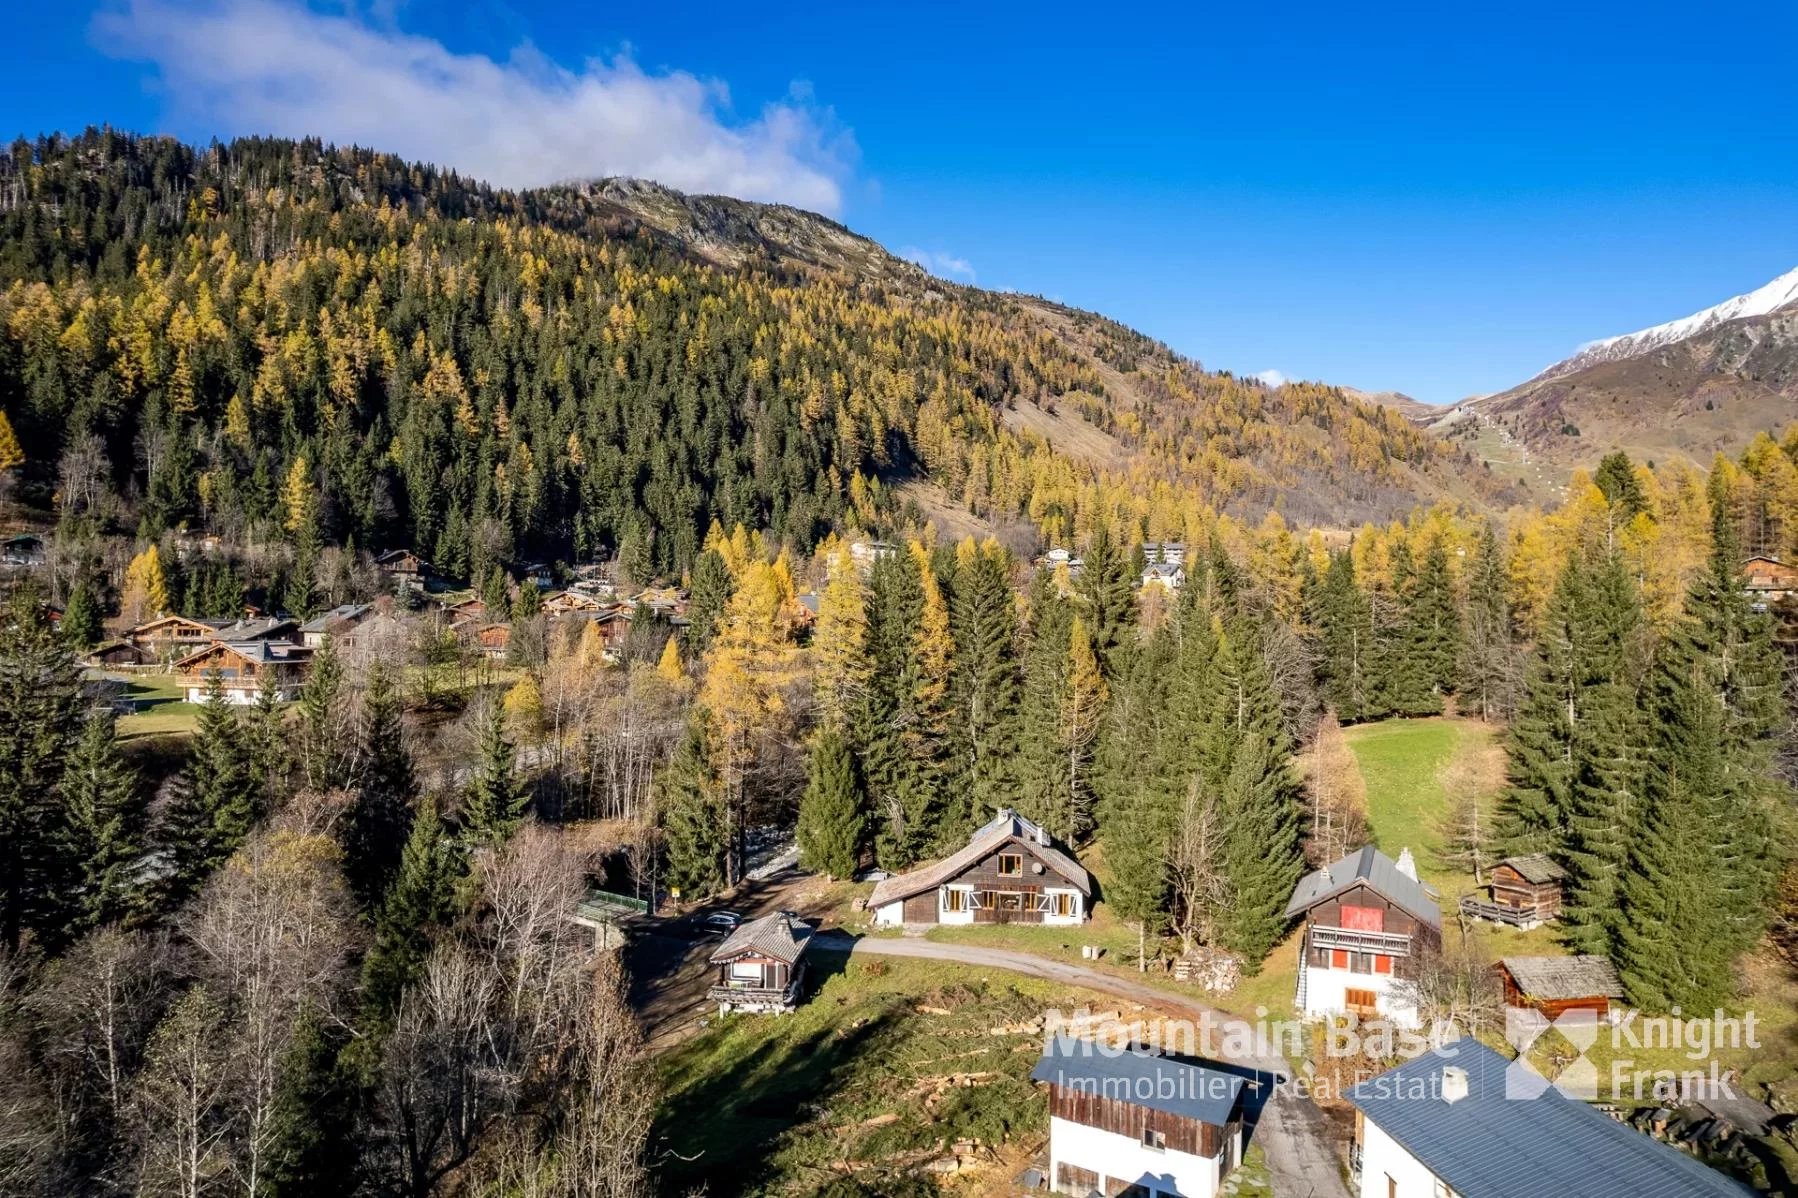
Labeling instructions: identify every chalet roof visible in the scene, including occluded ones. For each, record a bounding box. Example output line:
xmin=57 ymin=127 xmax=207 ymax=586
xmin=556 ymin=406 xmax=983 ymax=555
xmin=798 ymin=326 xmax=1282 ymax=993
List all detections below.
xmin=1497 ymin=854 xmax=1567 ymax=885
xmin=869 ymin=808 xmax=1093 ymax=908
xmin=300 ymin=603 xmax=372 ymax=633
xmin=1031 ymin=1039 xmax=1244 ymax=1129
xmin=1142 ymin=563 xmax=1183 ymax=579
xmin=1499 ymin=955 xmax=1623 ymax=1001
xmin=1283 ymin=845 xmax=1442 ymax=929
xmin=1346 ymin=1041 xmax=1750 ymax=1198
xmin=708 ymin=911 xmax=814 ymax=966
xmin=175 ymin=640 xmax=312 ymax=669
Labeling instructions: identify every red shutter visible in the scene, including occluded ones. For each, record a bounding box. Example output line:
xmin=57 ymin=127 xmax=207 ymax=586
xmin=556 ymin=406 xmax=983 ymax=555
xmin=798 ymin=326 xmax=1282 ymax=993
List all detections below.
xmin=1331 ymin=949 xmax=1349 ymax=969
xmin=1340 ymin=904 xmax=1385 ymax=932
xmin=1374 ymin=954 xmax=1393 ymax=974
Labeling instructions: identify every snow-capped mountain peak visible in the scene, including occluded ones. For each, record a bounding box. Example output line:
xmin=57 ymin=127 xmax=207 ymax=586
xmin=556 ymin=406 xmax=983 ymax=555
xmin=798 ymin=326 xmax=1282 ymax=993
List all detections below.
xmin=1532 ymin=266 xmax=1798 ymax=382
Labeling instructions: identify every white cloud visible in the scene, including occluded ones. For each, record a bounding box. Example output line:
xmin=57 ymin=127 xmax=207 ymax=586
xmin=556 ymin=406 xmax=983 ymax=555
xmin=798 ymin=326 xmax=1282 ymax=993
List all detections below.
xmin=898 ymin=247 xmax=976 ymax=283
xmin=1254 ymin=369 xmax=1287 ymax=387
xmin=93 ymin=0 xmax=855 ymax=213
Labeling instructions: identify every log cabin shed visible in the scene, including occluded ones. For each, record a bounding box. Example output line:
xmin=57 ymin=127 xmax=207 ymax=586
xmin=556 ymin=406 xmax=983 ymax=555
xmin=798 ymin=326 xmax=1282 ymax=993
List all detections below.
xmin=1497 ymin=955 xmax=1624 ymax=1021
xmin=706 ymin=910 xmax=814 ymax=1014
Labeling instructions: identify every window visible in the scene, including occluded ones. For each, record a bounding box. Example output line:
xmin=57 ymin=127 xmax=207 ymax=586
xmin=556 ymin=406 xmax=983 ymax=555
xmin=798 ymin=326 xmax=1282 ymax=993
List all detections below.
xmin=1350 ymin=952 xmax=1375 ymax=974
xmin=997 ymin=892 xmax=1023 ymax=911
xmin=1141 ymin=1127 xmax=1165 ymax=1150
xmin=729 ymin=962 xmax=764 ymax=984
xmin=1346 ymin=988 xmax=1378 ymax=1014
xmin=943 ymin=888 xmax=968 ymax=913
xmin=1053 ymin=892 xmax=1074 ymax=917
xmin=997 ymin=853 xmax=1023 ymax=877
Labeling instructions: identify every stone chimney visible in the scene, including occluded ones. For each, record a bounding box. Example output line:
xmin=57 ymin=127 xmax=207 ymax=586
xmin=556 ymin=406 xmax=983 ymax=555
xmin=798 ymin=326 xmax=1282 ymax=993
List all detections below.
xmin=1441 ymin=1065 xmax=1468 ymax=1104
xmin=1395 ymin=847 xmax=1418 ymax=881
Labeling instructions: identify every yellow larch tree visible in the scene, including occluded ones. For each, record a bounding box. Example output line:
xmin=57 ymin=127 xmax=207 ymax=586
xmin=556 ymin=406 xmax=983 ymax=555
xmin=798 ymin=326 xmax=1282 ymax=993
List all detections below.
xmin=122 ymin=544 xmax=170 ymax=624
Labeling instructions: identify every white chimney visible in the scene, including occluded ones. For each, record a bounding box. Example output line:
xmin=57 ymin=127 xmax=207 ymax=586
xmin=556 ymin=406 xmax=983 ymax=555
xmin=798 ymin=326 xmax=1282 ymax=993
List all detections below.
xmin=1395 ymin=847 xmax=1418 ymax=881
xmin=1441 ymin=1065 xmax=1468 ymax=1104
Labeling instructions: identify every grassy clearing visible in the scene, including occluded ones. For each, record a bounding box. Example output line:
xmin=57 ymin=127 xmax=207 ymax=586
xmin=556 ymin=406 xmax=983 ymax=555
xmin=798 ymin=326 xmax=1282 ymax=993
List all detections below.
xmin=117 ymin=672 xmax=202 ymax=739
xmin=1344 ymin=716 xmax=1798 ymax=1102
xmin=655 ymin=954 xmax=1082 ymax=1197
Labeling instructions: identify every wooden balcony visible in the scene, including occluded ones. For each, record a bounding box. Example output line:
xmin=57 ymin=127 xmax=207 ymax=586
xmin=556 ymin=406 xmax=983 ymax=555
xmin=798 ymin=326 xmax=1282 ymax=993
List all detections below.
xmin=708 ymin=982 xmax=801 ymax=1010
xmin=1307 ymin=925 xmax=1413 ymax=956
xmin=1459 ymin=895 xmax=1545 ymax=928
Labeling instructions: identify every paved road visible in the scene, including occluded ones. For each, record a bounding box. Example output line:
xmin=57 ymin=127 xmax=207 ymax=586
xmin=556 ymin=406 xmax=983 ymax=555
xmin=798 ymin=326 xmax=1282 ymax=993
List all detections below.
xmin=814 ymin=932 xmax=1352 ymax=1198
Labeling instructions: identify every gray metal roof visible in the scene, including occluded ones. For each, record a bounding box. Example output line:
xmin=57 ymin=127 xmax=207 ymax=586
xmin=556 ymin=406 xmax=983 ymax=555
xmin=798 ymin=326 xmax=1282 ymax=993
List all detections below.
xmin=869 ymin=808 xmax=1092 ymax=908
xmin=1346 ymin=1041 xmax=1753 ymax=1198
xmin=299 ymin=603 xmax=372 ymax=633
xmin=708 ymin=911 xmax=814 ymax=966
xmin=1031 ymin=1038 xmax=1244 ymax=1129
xmin=1283 ymin=844 xmax=1442 ymax=929
xmin=1499 ymin=955 xmax=1623 ymax=1001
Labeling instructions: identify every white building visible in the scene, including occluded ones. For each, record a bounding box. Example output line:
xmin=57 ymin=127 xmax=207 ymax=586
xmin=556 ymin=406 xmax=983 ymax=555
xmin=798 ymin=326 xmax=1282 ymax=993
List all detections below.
xmin=1141 ymin=562 xmax=1186 ymax=591
xmin=1032 ymin=1038 xmax=1245 ymax=1198
xmin=1285 ymin=846 xmax=1441 ymax=1029
xmin=869 ymin=808 xmax=1091 ymax=928
xmin=1348 ymin=1041 xmax=1753 ymax=1198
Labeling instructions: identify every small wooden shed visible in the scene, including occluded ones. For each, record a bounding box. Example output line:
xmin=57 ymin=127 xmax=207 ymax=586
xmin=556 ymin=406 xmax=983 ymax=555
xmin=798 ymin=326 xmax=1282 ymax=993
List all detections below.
xmin=1497 ymin=955 xmax=1624 ymax=1021
xmin=1461 ymin=854 xmax=1565 ymax=928
xmin=707 ymin=911 xmax=815 ymax=1014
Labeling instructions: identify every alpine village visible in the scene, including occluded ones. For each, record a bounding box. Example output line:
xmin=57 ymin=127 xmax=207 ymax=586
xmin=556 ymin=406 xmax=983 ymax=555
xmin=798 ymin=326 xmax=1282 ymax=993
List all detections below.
xmin=6 ymin=130 xmax=1798 ymax=1198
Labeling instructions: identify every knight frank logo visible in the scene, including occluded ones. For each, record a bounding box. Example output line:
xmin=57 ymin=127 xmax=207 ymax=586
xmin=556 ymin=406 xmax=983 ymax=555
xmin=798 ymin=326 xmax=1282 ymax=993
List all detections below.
xmin=1504 ymin=1007 xmax=1602 ymax=1100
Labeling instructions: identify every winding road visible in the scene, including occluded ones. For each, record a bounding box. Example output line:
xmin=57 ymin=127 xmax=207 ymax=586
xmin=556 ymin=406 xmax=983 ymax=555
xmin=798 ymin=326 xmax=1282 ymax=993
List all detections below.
xmin=812 ymin=931 xmax=1351 ymax=1198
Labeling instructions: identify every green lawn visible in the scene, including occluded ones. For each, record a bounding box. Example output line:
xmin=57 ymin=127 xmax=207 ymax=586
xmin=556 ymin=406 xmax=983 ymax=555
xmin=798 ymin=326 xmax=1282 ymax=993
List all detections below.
xmin=1344 ymin=712 xmax=1481 ymax=892
xmin=117 ymin=672 xmax=202 ymax=739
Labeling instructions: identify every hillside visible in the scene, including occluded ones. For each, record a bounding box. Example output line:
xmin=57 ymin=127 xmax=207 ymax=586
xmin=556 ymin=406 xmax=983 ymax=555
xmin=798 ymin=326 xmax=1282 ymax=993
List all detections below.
xmin=0 ymin=130 xmax=1505 ymax=577
xmin=1434 ymin=268 xmax=1798 ymax=484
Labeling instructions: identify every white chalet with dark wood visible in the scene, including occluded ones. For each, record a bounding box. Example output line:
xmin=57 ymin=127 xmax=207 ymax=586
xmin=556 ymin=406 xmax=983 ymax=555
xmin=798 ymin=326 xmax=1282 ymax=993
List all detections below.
xmin=869 ymin=809 xmax=1092 ymax=928
xmin=1285 ymin=845 xmax=1441 ymax=1028
xmin=706 ymin=911 xmax=814 ymax=1014
xmin=1031 ymin=1037 xmax=1245 ymax=1198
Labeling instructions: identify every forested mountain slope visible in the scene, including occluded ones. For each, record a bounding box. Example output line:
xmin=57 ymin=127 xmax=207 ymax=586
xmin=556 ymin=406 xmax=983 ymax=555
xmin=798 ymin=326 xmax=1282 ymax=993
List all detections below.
xmin=0 ymin=130 xmax=1502 ymax=580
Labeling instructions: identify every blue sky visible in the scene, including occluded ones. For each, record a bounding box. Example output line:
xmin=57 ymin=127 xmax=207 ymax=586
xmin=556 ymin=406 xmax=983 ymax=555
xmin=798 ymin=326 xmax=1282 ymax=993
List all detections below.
xmin=8 ymin=1 xmax=1798 ymax=402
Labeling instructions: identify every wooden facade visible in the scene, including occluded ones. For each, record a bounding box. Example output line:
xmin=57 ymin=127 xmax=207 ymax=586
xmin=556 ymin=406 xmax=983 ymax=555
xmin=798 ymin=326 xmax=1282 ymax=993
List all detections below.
xmin=1499 ymin=971 xmax=1610 ymax=1020
xmin=1490 ymin=861 xmax=1561 ymax=921
xmin=1299 ymin=884 xmax=1435 ymax=982
xmin=1743 ymin=555 xmax=1798 ymax=599
xmin=1046 ymin=1083 xmax=1239 ymax=1160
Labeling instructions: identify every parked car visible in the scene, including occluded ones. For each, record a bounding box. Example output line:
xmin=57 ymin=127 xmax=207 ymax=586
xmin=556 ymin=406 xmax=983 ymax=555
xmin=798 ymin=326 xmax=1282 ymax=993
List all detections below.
xmin=694 ymin=910 xmax=743 ymax=936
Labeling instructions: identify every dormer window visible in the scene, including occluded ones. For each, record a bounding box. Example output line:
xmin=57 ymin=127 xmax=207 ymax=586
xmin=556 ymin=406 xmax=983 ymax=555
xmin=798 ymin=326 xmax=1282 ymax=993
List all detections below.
xmin=1142 ymin=1127 xmax=1165 ymax=1150
xmin=998 ymin=853 xmax=1023 ymax=877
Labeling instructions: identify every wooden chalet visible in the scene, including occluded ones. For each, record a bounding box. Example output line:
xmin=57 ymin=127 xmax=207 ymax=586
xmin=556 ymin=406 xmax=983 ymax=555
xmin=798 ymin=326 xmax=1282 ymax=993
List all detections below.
xmin=299 ymin=602 xmax=376 ymax=648
xmin=0 ymin=533 xmax=45 ymax=567
xmin=1285 ymin=846 xmax=1442 ymax=1028
xmin=1032 ymin=1038 xmax=1244 ymax=1198
xmin=173 ymin=640 xmax=314 ymax=704
xmin=1497 ymin=955 xmax=1624 ymax=1021
xmin=706 ymin=911 xmax=814 ymax=1014
xmin=869 ymin=808 xmax=1092 ymax=927
xmin=81 ymin=639 xmax=151 ymax=669
xmin=376 ymin=549 xmax=430 ymax=587
xmin=1743 ymin=555 xmax=1798 ymax=601
xmin=465 ymin=621 xmax=512 ymax=659
xmin=1460 ymin=854 xmax=1566 ymax=928
xmin=125 ymin=614 xmax=230 ymax=657
xmin=542 ymin=588 xmax=610 ymax=615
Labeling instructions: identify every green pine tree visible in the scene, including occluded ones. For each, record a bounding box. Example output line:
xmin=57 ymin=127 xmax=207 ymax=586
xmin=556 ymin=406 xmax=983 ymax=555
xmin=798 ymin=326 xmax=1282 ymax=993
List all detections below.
xmin=1317 ymin=551 xmax=1380 ymax=722
xmin=61 ymin=577 xmax=104 ymax=651
xmin=684 ymin=548 xmax=733 ymax=656
xmin=1456 ymin=520 xmax=1517 ymax=721
xmin=61 ymin=710 xmax=145 ymax=931
xmin=0 ymin=588 xmax=84 ymax=950
xmin=297 ymin=637 xmax=345 ymax=792
xmin=797 ymin=727 xmax=864 ymax=880
xmin=1014 ymin=571 xmax=1075 ymax=837
xmin=343 ymin=663 xmax=415 ymax=908
xmin=947 ymin=542 xmax=1021 ymax=834
xmin=360 ymin=796 xmax=460 ymax=1023
xmin=659 ymin=711 xmax=728 ymax=899
xmin=1075 ymin=523 xmax=1137 ymax=678
xmin=463 ymin=699 xmax=527 ymax=845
